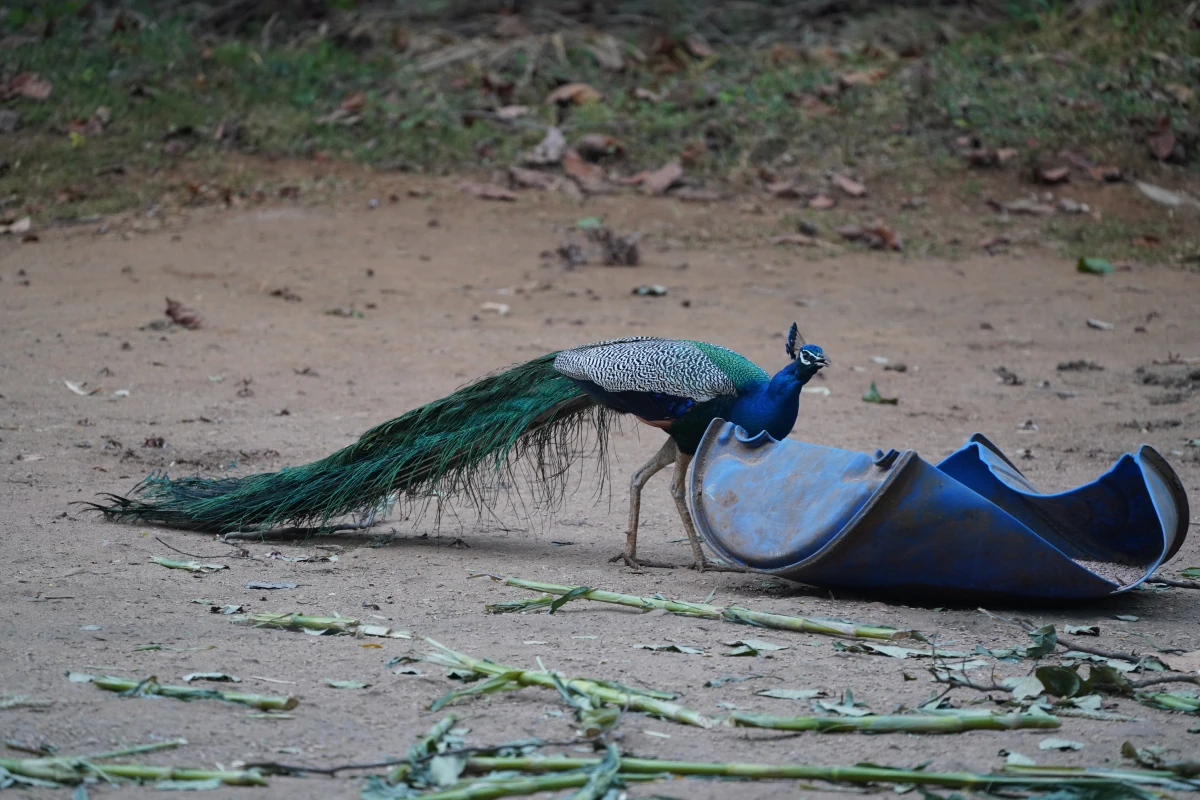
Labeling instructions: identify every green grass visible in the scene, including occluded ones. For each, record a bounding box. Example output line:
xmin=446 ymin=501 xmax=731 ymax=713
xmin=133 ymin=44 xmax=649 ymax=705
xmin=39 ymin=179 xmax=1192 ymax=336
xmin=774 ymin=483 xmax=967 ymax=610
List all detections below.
xmin=0 ymin=1 xmax=1196 ymax=222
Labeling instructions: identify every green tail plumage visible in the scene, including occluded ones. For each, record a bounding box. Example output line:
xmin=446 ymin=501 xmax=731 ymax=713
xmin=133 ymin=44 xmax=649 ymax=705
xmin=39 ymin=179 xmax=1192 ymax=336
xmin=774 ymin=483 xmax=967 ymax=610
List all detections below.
xmin=93 ymin=354 xmax=611 ymax=532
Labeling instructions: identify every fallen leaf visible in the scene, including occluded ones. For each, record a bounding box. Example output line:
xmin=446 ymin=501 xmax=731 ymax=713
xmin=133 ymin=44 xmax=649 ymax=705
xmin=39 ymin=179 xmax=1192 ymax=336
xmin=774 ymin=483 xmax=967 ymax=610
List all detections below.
xmin=1039 ymin=738 xmax=1085 ymax=752
xmin=1063 ymin=624 xmax=1100 ymax=636
xmin=508 ymin=166 xmax=556 ymax=189
xmin=324 ymin=679 xmax=369 ymax=689
xmin=1165 ymin=83 xmax=1194 ymax=106
xmin=1077 ymin=257 xmax=1113 ymax=275
xmin=8 ymin=72 xmax=53 ymax=101
xmin=672 ymin=187 xmax=723 ymax=202
xmin=838 ymin=67 xmax=888 ymax=87
xmin=765 ymin=180 xmax=800 ymax=199
xmin=458 ymin=181 xmax=517 ymax=202
xmin=524 ymin=126 xmax=566 ymax=166
xmin=1087 ymin=318 xmax=1115 ymax=331
xmin=1088 ymin=165 xmax=1122 ymax=182
xmin=545 ymin=82 xmax=601 ymax=105
xmin=64 ymin=379 xmax=100 ymax=396
xmin=0 ymin=216 xmax=32 ymax=235
xmin=561 ymin=149 xmax=612 ymax=194
xmin=494 ymin=105 xmax=530 ymax=120
xmin=634 ymin=87 xmax=664 ymax=103
xmin=632 ymin=285 xmax=667 ymax=297
xmin=633 ymin=643 xmax=706 ymax=654
xmin=182 ymin=672 xmax=240 ymax=683
xmin=1001 ymin=198 xmax=1055 ymax=215
xmin=831 ymin=174 xmax=866 ymax=197
xmin=165 ymin=297 xmax=205 ymax=329
xmin=641 ymin=161 xmax=683 ymax=195
xmin=755 ymin=688 xmax=825 ymax=700
xmin=575 ymin=133 xmax=623 ymax=161
xmin=685 ymin=34 xmax=715 ymax=58
xmin=479 ymin=302 xmax=510 ymax=316
xmin=1163 ymin=651 xmax=1200 ymax=673
xmin=723 ymin=639 xmax=789 ymax=657
xmin=866 ymin=222 xmax=902 ymax=251
xmin=340 ymin=91 xmax=366 ymax=113
xmin=1004 ymin=751 xmax=1037 ymax=766
xmin=245 ymin=581 xmax=298 ymax=590
xmin=150 ymin=556 xmax=227 ymax=573
xmin=1004 ymin=674 xmax=1046 ymax=701
xmin=1131 ymin=235 xmax=1161 ymax=247
xmin=1135 ymin=180 xmax=1198 ymax=208
xmin=862 ymin=382 xmax=898 ymax=405
xmin=1147 ymin=129 xmax=1177 ymax=162
xmin=1039 ymin=166 xmax=1070 ymax=184
xmin=808 ymin=194 xmax=836 ymax=209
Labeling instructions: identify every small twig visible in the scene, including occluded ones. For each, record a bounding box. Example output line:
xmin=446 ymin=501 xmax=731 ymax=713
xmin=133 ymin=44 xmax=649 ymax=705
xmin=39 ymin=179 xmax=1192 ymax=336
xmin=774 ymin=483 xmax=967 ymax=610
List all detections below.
xmin=1061 ymin=639 xmax=1143 ymax=663
xmin=1129 ymin=674 xmax=1200 ymax=689
xmin=1147 ymin=575 xmax=1200 ymax=590
xmin=154 ymin=536 xmax=235 ymax=560
xmin=245 ymin=737 xmax=594 ymax=776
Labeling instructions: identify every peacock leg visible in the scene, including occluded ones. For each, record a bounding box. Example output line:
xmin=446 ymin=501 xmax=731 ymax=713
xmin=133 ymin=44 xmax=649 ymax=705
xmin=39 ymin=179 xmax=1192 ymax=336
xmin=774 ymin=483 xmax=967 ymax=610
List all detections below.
xmin=669 ymin=450 xmax=745 ymax=573
xmin=610 ymin=437 xmax=677 ymax=569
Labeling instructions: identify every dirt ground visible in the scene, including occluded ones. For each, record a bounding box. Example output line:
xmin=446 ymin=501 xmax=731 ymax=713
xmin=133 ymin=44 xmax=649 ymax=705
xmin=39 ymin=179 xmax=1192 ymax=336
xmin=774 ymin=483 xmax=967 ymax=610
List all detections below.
xmin=2 ymin=177 xmax=1199 ymax=799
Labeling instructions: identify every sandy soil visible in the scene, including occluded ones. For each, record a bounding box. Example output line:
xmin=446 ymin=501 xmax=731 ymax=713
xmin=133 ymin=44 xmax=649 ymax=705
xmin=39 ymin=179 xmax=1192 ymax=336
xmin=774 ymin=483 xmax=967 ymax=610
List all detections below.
xmin=2 ymin=180 xmax=1198 ymax=799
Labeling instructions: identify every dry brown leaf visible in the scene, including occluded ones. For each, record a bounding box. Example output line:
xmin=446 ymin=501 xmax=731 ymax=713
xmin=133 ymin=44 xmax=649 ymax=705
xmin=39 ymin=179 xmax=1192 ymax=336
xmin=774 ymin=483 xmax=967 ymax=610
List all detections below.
xmin=1163 ymin=651 xmax=1200 ymax=673
xmin=641 ymin=161 xmax=683 ymax=195
xmin=1165 ymin=83 xmax=1194 ymax=106
xmin=340 ymin=91 xmax=366 ymax=113
xmin=1147 ymin=129 xmax=1177 ymax=161
xmin=165 ymin=297 xmax=205 ymax=330
xmin=508 ymin=166 xmax=556 ymax=190
xmin=789 ymin=93 xmax=836 ymax=116
xmin=832 ymin=174 xmax=866 ymax=197
xmin=684 ymin=35 xmax=715 ymax=58
xmin=562 ymin=150 xmax=612 ymax=194
xmin=9 ymin=72 xmax=53 ymax=101
xmin=1131 ymin=235 xmax=1161 ymax=247
xmin=545 ymin=82 xmax=601 ymax=106
xmin=634 ymin=87 xmax=664 ymax=103
xmin=809 ymin=194 xmax=836 ymax=210
xmin=765 ymin=181 xmax=800 ymax=199
xmin=575 ymin=134 xmax=623 ymax=161
xmin=866 ymin=222 xmax=903 ymax=251
xmin=458 ymin=181 xmax=518 ymax=202
xmin=1088 ymin=165 xmax=1122 ymax=182
xmin=495 ymin=105 xmax=530 ymax=120
xmin=838 ymin=68 xmax=888 ymax=87
xmin=1038 ymin=166 xmax=1070 ymax=184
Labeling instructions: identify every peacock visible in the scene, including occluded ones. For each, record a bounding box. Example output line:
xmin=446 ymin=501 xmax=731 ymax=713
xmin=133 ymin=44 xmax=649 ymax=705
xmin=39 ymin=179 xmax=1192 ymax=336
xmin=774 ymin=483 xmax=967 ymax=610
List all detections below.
xmin=93 ymin=323 xmax=828 ymax=571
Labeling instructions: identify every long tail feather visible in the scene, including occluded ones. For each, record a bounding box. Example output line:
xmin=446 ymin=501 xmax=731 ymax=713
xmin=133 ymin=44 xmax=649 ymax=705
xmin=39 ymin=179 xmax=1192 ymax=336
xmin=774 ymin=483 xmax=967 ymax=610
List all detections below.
xmin=90 ymin=354 xmax=610 ymax=532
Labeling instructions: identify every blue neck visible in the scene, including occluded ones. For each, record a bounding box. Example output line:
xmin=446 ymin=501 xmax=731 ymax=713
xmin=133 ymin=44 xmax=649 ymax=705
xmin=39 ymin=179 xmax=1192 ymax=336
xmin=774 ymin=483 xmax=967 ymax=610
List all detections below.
xmin=728 ymin=361 xmax=818 ymax=441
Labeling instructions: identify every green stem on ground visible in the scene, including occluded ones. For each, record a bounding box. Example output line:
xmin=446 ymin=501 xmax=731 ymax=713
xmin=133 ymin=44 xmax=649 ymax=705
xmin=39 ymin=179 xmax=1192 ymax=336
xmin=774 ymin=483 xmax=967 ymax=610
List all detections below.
xmin=421 ymin=639 xmax=717 ymax=728
xmin=387 ymin=713 xmax=458 ymax=784
xmin=80 ymin=674 xmax=298 ymax=710
xmin=458 ymin=756 xmax=1170 ymax=791
xmin=230 ymin=611 xmax=411 ymax=639
xmin=85 ymin=739 xmax=188 ymax=760
xmin=482 ymin=575 xmax=915 ymax=641
xmin=0 ymin=757 xmax=267 ymax=786
xmin=728 ymin=709 xmax=1060 ymax=733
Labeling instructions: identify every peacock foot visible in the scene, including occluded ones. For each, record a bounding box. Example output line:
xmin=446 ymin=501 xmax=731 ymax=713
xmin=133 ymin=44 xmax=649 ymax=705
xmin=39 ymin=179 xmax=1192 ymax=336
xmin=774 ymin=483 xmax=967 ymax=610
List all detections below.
xmin=608 ymin=551 xmax=674 ymax=570
xmin=688 ymin=557 xmax=747 ymax=573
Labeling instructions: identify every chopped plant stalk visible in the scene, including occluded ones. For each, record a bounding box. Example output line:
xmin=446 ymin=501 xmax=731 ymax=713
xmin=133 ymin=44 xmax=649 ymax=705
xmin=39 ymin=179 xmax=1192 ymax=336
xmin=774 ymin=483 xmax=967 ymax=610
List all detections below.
xmin=230 ymin=611 xmax=411 ymax=639
xmin=482 ymin=576 xmax=916 ymax=641
xmin=387 ymin=713 xmax=457 ymax=784
xmin=728 ymin=708 xmax=1060 ymax=733
xmin=70 ymin=674 xmax=298 ymax=710
xmin=148 ymin=556 xmax=227 ymax=573
xmin=0 ymin=757 xmax=266 ymax=787
xmin=1137 ymin=692 xmax=1200 ymax=714
xmin=420 ymin=639 xmax=716 ymax=728
xmin=459 ymin=756 xmax=1180 ymax=793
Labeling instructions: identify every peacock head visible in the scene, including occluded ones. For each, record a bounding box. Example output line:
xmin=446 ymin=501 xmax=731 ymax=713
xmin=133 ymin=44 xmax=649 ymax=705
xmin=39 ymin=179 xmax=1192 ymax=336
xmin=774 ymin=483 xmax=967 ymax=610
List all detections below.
xmin=784 ymin=322 xmax=830 ymax=379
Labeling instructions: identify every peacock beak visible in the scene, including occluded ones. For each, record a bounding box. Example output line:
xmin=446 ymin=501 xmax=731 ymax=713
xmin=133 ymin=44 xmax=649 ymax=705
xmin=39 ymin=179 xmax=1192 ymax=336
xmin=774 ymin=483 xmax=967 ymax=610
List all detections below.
xmin=813 ymin=353 xmax=831 ymax=368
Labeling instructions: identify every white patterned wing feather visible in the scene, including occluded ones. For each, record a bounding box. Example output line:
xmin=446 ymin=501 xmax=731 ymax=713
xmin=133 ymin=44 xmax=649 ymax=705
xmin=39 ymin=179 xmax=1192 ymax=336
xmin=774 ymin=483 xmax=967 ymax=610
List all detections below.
xmin=553 ymin=338 xmax=737 ymax=402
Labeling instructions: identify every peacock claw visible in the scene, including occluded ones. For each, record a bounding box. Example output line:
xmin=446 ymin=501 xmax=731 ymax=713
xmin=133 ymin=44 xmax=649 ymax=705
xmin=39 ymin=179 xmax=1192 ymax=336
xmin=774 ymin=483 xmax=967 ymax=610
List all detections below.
xmin=689 ymin=558 xmax=746 ymax=573
xmin=609 ymin=552 xmax=674 ymax=570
